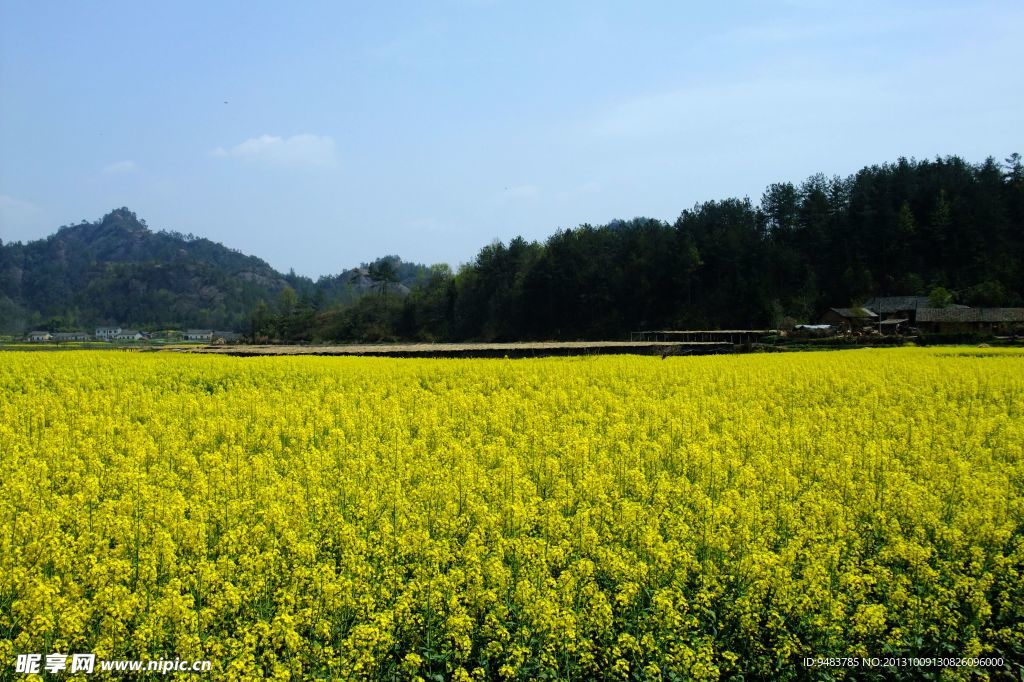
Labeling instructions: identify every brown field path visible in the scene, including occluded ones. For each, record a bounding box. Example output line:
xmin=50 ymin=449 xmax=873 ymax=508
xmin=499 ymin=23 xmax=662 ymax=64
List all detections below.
xmin=173 ymin=341 xmax=734 ymax=359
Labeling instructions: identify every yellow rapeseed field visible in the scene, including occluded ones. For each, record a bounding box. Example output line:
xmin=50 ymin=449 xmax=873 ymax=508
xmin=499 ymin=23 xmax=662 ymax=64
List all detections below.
xmin=1 ymin=348 xmax=1022 ymax=680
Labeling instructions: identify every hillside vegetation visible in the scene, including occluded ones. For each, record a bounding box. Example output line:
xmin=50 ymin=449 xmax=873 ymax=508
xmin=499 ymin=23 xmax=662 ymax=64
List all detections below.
xmin=293 ymin=154 xmax=1024 ymax=342
xmin=0 ymin=209 xmax=426 ymax=333
xmin=3 ymin=154 xmax=1021 ymax=340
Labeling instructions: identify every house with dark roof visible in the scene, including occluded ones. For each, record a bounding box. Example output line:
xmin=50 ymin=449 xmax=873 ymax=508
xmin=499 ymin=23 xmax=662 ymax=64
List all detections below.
xmin=53 ymin=331 xmax=91 ymax=342
xmin=877 ymin=318 xmax=909 ymax=334
xmin=820 ymin=307 xmax=877 ymax=332
xmin=916 ymin=308 xmax=1024 ymax=334
xmin=863 ymin=296 xmax=969 ymax=323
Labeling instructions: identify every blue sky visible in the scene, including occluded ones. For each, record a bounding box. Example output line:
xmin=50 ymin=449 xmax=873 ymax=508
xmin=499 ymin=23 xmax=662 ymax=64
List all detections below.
xmin=1 ymin=1 xmax=1021 ymax=277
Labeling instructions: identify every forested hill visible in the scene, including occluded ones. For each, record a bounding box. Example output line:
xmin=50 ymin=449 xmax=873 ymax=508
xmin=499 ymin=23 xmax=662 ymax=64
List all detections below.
xmin=0 ymin=208 xmax=427 ymax=333
xmin=301 ymin=153 xmax=1024 ymax=342
xmin=3 ymin=154 xmax=1022 ymax=340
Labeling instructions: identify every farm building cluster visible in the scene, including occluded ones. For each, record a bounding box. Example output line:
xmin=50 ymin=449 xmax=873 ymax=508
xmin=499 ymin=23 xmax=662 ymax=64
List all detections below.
xmin=812 ymin=296 xmax=1024 ymax=336
xmin=23 ymin=327 xmax=240 ymax=344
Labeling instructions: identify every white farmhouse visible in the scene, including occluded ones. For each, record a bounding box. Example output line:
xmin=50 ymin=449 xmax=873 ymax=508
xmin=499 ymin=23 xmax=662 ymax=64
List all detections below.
xmin=95 ymin=327 xmax=122 ymax=341
xmin=27 ymin=331 xmax=52 ymax=342
xmin=184 ymin=330 xmax=213 ymax=342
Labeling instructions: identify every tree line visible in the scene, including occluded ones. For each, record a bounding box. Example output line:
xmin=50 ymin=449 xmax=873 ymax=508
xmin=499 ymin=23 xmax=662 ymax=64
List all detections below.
xmin=255 ymin=154 xmax=1023 ymax=342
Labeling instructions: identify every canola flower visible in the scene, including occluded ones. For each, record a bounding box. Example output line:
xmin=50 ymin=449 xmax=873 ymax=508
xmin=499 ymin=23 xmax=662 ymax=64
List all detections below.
xmin=0 ymin=348 xmax=1022 ymax=680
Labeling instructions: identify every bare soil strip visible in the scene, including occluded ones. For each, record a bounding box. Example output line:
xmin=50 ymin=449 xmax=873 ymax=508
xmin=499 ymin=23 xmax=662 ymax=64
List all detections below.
xmin=176 ymin=341 xmax=734 ymax=359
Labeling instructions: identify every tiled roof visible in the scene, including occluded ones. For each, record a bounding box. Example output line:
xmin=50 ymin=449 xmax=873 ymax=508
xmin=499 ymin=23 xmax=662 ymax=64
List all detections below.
xmin=863 ymin=296 xmax=969 ymax=313
xmin=916 ymin=307 xmax=1024 ymax=323
xmin=829 ymin=307 xmax=877 ymax=319
xmin=863 ymin=296 xmax=930 ymax=313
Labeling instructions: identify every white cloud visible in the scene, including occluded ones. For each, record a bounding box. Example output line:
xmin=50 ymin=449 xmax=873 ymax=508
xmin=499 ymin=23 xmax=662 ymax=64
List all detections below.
xmin=102 ymin=160 xmax=139 ymax=175
xmin=212 ymin=134 xmax=337 ymax=168
xmin=0 ymin=195 xmax=43 ymax=239
xmin=0 ymin=194 xmax=34 ymax=211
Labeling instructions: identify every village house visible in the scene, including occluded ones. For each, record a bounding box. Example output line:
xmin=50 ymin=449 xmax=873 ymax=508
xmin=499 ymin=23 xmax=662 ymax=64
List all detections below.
xmin=183 ymin=329 xmax=213 ymax=342
xmin=53 ymin=332 xmax=91 ymax=342
xmin=212 ymin=331 xmax=240 ymax=343
xmin=863 ymin=296 xmax=969 ymax=324
xmin=820 ymin=307 xmax=877 ymax=332
xmin=916 ymin=307 xmax=1024 ymax=335
xmin=114 ymin=330 xmax=146 ymax=341
xmin=863 ymin=296 xmax=928 ymax=322
xmin=146 ymin=330 xmax=181 ymax=342
xmin=876 ymin=318 xmax=909 ymax=335
xmin=27 ymin=331 xmax=52 ymax=342
xmin=791 ymin=324 xmax=834 ymax=338
xmin=95 ymin=326 xmax=122 ymax=341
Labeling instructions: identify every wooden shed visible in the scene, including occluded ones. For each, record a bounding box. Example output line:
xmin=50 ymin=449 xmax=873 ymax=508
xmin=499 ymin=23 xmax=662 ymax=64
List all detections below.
xmin=820 ymin=307 xmax=877 ymax=332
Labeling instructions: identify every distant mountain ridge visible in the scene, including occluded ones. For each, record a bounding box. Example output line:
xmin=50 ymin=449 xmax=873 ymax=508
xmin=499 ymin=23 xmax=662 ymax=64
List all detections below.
xmin=0 ymin=208 xmax=425 ymax=333
xmin=4 ymin=154 xmax=1021 ymax=342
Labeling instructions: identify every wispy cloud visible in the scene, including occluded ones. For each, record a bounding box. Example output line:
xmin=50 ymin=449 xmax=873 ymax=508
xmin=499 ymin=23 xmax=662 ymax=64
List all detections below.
xmin=556 ymin=181 xmax=601 ymax=202
xmin=0 ymin=195 xmax=43 ymax=237
xmin=212 ymin=134 xmax=337 ymax=168
xmin=0 ymin=194 xmax=35 ymax=211
xmin=102 ymin=160 xmax=139 ymax=175
xmin=406 ymin=217 xmax=446 ymax=234
xmin=590 ymin=76 xmax=873 ymax=139
xmin=501 ymin=184 xmax=540 ymax=200
xmin=715 ymin=7 xmax=966 ymax=46
xmin=367 ymin=19 xmax=448 ymax=65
